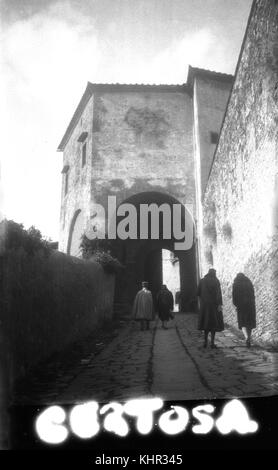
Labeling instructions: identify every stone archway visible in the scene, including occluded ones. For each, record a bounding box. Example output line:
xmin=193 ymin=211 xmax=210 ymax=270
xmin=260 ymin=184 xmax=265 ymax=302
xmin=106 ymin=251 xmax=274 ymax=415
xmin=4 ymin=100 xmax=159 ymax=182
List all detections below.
xmin=113 ymin=191 xmax=198 ymax=313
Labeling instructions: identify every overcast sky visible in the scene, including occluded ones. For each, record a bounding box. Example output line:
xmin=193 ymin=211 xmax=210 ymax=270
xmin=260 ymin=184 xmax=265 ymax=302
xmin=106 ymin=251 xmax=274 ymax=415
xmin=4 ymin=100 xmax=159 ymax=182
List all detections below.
xmin=0 ymin=0 xmax=253 ymax=241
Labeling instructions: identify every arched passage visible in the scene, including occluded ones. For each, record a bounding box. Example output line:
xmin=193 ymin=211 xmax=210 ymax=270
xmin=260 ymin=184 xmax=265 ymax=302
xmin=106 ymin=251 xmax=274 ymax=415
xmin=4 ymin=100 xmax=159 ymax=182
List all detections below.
xmin=67 ymin=209 xmax=83 ymax=256
xmin=113 ymin=191 xmax=198 ymax=312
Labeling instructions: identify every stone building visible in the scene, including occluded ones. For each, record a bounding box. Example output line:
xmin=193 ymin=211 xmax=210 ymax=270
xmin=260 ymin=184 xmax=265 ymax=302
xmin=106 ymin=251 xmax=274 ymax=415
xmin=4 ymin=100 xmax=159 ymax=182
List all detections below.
xmin=57 ymin=68 xmax=233 ymax=311
xmin=202 ymin=0 xmax=278 ymax=344
xmin=58 ymin=0 xmax=278 ymax=343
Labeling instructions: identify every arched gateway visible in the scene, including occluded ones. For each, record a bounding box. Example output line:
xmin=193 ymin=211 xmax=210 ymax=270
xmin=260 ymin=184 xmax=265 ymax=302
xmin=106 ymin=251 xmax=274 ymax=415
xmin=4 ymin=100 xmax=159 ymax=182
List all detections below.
xmin=57 ymin=68 xmax=233 ymax=313
xmin=112 ymin=191 xmax=197 ymax=312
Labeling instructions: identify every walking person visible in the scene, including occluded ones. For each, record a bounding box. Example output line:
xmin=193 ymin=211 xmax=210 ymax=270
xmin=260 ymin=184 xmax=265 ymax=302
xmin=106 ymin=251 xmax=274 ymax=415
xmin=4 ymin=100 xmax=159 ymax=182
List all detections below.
xmin=157 ymin=284 xmax=174 ymax=329
xmin=132 ymin=281 xmax=154 ymax=331
xmin=197 ymin=268 xmax=224 ymax=348
xmin=232 ymin=273 xmax=256 ymax=348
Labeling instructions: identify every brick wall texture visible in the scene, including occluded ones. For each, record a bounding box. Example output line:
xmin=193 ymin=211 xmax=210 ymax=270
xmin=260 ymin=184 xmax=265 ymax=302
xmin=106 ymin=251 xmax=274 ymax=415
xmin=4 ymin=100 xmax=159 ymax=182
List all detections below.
xmin=202 ymin=0 xmax=278 ymax=345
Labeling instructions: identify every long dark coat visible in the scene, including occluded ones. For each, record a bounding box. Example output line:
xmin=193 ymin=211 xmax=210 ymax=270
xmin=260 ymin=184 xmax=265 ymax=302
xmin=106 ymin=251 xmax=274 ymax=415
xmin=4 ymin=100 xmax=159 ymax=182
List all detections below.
xmin=197 ymin=272 xmax=224 ymax=332
xmin=157 ymin=288 xmax=174 ymax=321
xmin=232 ymin=274 xmax=256 ymax=329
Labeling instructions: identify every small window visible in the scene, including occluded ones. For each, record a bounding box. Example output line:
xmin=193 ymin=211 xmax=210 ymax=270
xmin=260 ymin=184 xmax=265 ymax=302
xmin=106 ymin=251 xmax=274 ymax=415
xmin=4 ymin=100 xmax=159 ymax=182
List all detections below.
xmin=210 ymin=132 xmax=219 ymax=144
xmin=82 ymin=142 xmax=87 ymax=167
xmin=77 ymin=131 xmax=88 ymax=142
xmin=61 ymin=164 xmax=69 ymax=196
xmin=65 ymin=171 xmax=69 ymax=195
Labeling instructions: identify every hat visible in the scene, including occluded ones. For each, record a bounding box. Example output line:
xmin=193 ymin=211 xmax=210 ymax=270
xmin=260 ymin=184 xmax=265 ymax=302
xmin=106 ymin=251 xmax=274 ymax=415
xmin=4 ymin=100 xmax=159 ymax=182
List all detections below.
xmin=208 ymin=268 xmax=216 ymax=275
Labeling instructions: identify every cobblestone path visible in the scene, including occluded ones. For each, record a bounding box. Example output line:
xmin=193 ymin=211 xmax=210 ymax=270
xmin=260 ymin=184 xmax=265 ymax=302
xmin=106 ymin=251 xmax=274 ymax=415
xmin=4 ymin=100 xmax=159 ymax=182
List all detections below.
xmin=14 ymin=313 xmax=278 ymax=404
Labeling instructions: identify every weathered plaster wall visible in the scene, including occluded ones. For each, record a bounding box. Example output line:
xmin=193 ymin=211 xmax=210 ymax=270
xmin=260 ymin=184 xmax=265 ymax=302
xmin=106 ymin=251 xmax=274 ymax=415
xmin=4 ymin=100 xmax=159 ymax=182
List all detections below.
xmin=59 ymin=94 xmax=95 ymax=253
xmin=203 ymin=0 xmax=278 ymax=345
xmin=59 ymin=89 xmax=198 ymax=255
xmin=59 ymin=77 xmax=233 ymax=258
xmin=90 ymin=90 xmax=195 ymax=210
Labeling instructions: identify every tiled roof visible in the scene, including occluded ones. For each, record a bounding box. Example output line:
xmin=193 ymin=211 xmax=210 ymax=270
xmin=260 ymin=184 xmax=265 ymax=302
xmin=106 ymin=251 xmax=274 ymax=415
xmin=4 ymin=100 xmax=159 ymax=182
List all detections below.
xmin=57 ymin=66 xmax=234 ymax=152
xmin=187 ymin=66 xmax=234 ymax=86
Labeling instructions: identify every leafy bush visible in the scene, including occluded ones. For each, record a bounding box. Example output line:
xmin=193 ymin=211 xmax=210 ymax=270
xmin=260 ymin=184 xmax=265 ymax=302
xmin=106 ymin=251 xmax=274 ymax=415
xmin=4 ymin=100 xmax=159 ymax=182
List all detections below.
xmin=80 ymin=235 xmax=113 ymax=258
xmin=80 ymin=234 xmax=123 ymax=274
xmin=0 ymin=219 xmax=51 ymax=256
xmin=90 ymin=250 xmax=123 ymax=274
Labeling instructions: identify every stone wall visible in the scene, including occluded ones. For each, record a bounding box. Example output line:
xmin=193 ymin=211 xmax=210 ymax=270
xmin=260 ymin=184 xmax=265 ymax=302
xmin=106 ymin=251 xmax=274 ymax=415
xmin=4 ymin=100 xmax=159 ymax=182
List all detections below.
xmin=193 ymin=74 xmax=233 ymax=196
xmin=58 ymin=72 xmax=235 ymax=261
xmin=0 ymin=248 xmax=115 ymax=381
xmin=90 ymin=90 xmax=195 ymax=209
xmin=202 ymin=0 xmax=278 ymax=345
xmin=58 ymin=86 xmax=198 ymax=255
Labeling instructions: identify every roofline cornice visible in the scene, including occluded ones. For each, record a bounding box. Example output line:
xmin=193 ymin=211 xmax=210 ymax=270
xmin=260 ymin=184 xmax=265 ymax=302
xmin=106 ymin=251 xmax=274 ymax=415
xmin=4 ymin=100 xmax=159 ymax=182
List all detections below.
xmin=57 ymin=67 xmax=234 ymax=152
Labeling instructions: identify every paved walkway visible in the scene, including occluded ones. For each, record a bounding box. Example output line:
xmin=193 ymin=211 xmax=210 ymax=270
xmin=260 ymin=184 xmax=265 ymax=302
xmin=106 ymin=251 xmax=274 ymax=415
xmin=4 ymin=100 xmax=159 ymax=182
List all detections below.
xmin=14 ymin=314 xmax=278 ymax=404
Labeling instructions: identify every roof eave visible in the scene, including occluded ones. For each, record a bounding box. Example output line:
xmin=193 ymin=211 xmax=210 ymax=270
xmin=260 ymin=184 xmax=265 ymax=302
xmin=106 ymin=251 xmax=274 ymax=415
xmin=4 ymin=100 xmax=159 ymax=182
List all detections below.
xmin=57 ymin=82 xmax=94 ymax=152
xmin=57 ymin=69 xmax=233 ymax=153
xmin=187 ymin=65 xmax=234 ymax=88
xmin=57 ymin=82 xmax=190 ymax=153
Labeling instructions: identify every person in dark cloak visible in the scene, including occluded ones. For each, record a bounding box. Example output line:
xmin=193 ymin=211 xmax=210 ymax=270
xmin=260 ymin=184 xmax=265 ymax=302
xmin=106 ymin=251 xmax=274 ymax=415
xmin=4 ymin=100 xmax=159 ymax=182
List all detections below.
xmin=132 ymin=281 xmax=154 ymax=331
xmin=197 ymin=268 xmax=224 ymax=348
xmin=232 ymin=273 xmax=256 ymax=348
xmin=157 ymin=284 xmax=174 ymax=329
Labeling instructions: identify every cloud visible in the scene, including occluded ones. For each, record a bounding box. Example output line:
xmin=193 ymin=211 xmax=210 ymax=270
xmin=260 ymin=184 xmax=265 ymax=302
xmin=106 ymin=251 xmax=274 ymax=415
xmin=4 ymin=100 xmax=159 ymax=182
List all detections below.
xmin=2 ymin=2 xmax=100 ymax=113
xmin=149 ymin=28 xmax=235 ymax=84
xmin=151 ymin=29 xmax=214 ymax=83
xmin=0 ymin=0 xmax=241 ymax=239
xmin=98 ymin=28 xmax=235 ymax=86
xmin=0 ymin=2 xmax=100 ymax=239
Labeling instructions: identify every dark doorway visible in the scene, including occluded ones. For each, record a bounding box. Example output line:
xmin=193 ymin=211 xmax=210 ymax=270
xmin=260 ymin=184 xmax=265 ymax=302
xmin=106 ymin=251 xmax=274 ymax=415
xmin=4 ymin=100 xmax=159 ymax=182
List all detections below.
xmin=113 ymin=191 xmax=198 ymax=313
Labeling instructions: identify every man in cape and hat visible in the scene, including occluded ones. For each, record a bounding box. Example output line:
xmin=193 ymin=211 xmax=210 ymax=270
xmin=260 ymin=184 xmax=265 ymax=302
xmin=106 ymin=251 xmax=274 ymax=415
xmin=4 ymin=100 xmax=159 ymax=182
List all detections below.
xmin=132 ymin=281 xmax=154 ymax=331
